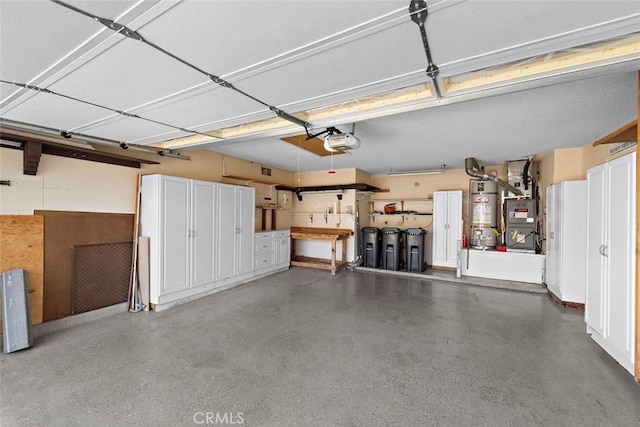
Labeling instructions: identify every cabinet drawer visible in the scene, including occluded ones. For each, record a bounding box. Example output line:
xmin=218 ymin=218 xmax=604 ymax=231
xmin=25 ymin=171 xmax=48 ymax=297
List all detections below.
xmin=274 ymin=230 xmax=290 ymax=238
xmin=255 ymin=252 xmax=274 ymax=269
xmin=255 ymin=240 xmax=274 ymax=253
xmin=255 ymin=232 xmax=274 ymax=240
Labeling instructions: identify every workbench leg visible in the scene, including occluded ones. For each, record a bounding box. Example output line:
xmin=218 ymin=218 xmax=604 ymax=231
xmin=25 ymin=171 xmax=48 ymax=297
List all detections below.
xmin=291 ymin=237 xmax=296 ymax=261
xmin=331 ymin=240 xmax=337 ymax=275
xmin=341 ymin=238 xmax=347 ymax=270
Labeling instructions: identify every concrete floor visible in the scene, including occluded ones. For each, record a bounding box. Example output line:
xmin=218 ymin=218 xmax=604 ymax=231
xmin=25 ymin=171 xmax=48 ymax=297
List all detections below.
xmin=1 ymin=268 xmax=639 ymax=426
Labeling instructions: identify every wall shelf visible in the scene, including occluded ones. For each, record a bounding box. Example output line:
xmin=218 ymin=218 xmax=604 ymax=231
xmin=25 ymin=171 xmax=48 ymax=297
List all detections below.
xmin=368 ymin=198 xmax=433 ymax=215
xmin=368 ymin=213 xmax=433 ymax=216
xmin=276 ymin=183 xmax=386 ymax=201
xmin=369 ymin=197 xmax=433 ymax=202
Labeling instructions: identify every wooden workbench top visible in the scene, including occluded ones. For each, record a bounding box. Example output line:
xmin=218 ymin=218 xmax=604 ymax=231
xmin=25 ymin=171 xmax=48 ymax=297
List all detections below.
xmin=290 ymin=227 xmax=352 ymax=240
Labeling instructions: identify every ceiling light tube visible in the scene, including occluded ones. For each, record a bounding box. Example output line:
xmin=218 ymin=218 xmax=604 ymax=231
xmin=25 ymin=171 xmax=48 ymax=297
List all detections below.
xmin=388 ymin=165 xmax=446 ymax=176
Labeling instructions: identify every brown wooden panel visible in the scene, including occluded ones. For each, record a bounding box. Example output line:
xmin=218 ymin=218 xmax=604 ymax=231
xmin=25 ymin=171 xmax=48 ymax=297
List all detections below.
xmin=0 ymin=215 xmax=44 ymax=330
xmin=281 ymin=134 xmax=345 ymax=157
xmin=593 ymin=120 xmax=637 ymax=146
xmin=38 ymin=211 xmax=134 ymax=322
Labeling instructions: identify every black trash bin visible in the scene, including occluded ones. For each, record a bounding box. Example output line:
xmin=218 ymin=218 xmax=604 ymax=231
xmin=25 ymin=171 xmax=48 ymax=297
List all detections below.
xmin=381 ymin=227 xmax=402 ymax=271
xmin=361 ymin=227 xmax=380 ymax=268
xmin=405 ymin=228 xmax=426 ymax=272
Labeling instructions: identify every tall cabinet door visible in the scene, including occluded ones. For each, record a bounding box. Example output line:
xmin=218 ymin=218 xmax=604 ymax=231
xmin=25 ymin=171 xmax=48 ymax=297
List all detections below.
xmin=446 ymin=191 xmax=463 ymax=264
xmin=191 ymin=180 xmax=216 ymax=288
xmin=236 ymin=187 xmax=255 ymax=276
xmin=545 ymin=185 xmax=557 ymax=289
xmin=558 ymin=181 xmax=587 ymax=303
xmin=216 ymin=184 xmax=237 ymax=280
xmin=585 ymin=164 xmax=606 ymax=335
xmin=161 ymin=176 xmax=191 ymax=294
xmin=433 ymin=190 xmax=462 ymax=267
xmin=605 ymin=153 xmax=636 ymax=363
xmin=432 ymin=191 xmax=449 ymax=266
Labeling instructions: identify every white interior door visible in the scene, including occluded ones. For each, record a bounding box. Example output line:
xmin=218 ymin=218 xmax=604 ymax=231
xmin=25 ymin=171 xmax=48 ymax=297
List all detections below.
xmin=161 ymin=176 xmax=190 ymax=294
xmin=191 ymin=180 xmax=215 ymax=288
xmin=216 ymin=185 xmax=237 ymax=280
xmin=585 ymin=165 xmax=606 ymax=335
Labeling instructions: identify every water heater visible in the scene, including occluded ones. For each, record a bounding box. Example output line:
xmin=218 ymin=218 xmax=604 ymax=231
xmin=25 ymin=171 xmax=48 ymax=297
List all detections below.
xmin=470 ymin=180 xmax=498 ymax=248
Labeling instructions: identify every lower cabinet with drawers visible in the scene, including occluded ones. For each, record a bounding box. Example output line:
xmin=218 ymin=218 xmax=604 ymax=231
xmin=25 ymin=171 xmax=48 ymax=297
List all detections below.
xmin=255 ymin=230 xmax=291 ymax=276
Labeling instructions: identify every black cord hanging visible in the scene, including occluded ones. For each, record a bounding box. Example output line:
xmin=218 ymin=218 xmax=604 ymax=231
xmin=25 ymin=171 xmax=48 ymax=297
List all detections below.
xmin=0 ymin=79 xmax=217 ymax=140
xmin=50 ymin=0 xmax=310 ymax=133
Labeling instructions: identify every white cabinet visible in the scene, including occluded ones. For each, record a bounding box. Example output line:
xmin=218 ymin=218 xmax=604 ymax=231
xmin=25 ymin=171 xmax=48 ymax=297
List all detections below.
xmin=585 ymin=152 xmax=636 ymax=375
xmin=215 ymin=184 xmax=255 ymax=285
xmin=140 ymin=175 xmax=216 ymax=306
xmin=432 ymin=190 xmax=463 ymax=268
xmin=254 ymin=230 xmax=290 ymax=276
xmin=140 ymin=175 xmax=268 ymax=311
xmin=254 ymin=232 xmax=275 ymax=273
xmin=274 ymin=230 xmax=291 ymax=268
xmin=191 ymin=180 xmax=217 ymax=288
xmin=545 ymin=180 xmax=587 ymax=304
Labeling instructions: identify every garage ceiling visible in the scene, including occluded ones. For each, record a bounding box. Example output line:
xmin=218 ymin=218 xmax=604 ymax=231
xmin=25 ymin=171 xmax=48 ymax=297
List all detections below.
xmin=1 ymin=0 xmax=639 ymax=174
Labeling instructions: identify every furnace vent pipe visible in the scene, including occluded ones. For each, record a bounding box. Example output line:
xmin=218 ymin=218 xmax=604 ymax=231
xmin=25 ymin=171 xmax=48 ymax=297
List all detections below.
xmin=464 ymin=157 xmax=524 ymax=196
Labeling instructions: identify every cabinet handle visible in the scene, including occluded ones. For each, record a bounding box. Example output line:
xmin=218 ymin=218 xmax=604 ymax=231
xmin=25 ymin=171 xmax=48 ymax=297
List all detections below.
xmin=598 ymin=244 xmax=608 ymax=257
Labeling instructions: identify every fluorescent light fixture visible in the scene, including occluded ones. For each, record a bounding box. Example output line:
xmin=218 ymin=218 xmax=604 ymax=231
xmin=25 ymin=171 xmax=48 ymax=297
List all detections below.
xmin=444 ymin=33 xmax=640 ymax=94
xmin=388 ymin=165 xmax=446 ymax=176
xmin=155 ymin=84 xmax=434 ymax=150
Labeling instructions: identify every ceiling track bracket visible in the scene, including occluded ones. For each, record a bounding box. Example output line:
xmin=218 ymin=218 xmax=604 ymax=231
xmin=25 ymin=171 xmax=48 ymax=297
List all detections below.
xmin=409 ymin=0 xmax=442 ymax=98
xmin=305 ymin=126 xmax=342 ymax=141
xmin=96 ymin=18 xmax=145 ymax=42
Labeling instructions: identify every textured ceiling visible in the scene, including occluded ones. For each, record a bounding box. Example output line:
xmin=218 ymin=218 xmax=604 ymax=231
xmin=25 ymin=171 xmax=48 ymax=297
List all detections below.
xmin=1 ymin=0 xmax=639 ymax=174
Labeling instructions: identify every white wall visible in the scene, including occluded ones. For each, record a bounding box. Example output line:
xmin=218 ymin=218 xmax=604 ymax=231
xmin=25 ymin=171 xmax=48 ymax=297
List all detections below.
xmin=0 ymin=147 xmax=139 ymax=214
xmin=291 ymin=190 xmax=358 ymax=262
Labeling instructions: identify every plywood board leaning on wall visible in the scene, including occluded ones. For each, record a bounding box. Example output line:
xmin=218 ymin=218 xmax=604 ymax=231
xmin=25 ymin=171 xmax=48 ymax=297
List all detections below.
xmin=0 ymin=215 xmax=44 ymax=330
xmin=35 ymin=211 xmax=134 ymax=322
